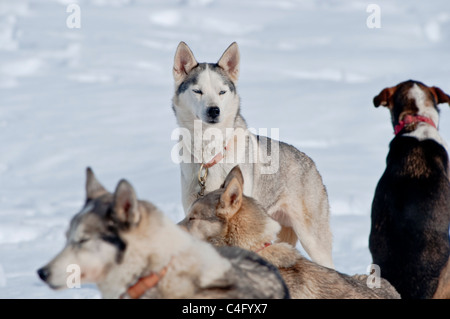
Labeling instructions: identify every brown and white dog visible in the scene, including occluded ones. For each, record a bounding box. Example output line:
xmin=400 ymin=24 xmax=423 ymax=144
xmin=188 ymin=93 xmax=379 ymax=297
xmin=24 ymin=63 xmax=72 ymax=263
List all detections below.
xmin=179 ymin=166 xmax=400 ymax=299
xmin=370 ymin=80 xmax=450 ymax=299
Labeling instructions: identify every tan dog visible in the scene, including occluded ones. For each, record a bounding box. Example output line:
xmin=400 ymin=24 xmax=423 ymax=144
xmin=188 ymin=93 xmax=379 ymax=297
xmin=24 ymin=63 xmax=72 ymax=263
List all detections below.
xmin=37 ymin=168 xmax=290 ymax=299
xmin=179 ymin=166 xmax=400 ymax=299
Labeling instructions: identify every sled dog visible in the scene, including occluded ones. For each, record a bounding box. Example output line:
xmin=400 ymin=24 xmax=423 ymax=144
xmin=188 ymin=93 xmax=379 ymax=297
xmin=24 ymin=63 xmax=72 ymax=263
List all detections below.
xmin=172 ymin=41 xmax=333 ymax=268
xmin=37 ymin=168 xmax=290 ymax=299
xmin=179 ymin=166 xmax=400 ymax=299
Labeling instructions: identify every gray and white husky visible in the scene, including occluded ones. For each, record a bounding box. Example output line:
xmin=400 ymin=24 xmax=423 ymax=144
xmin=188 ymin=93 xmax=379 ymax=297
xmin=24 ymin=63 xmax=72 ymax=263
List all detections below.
xmin=36 ymin=168 xmax=290 ymax=299
xmin=172 ymin=42 xmax=334 ymax=268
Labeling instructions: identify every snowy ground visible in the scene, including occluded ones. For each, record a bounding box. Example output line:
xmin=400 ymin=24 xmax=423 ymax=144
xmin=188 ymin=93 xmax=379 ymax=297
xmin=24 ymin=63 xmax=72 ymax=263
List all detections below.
xmin=1 ymin=0 xmax=449 ymax=298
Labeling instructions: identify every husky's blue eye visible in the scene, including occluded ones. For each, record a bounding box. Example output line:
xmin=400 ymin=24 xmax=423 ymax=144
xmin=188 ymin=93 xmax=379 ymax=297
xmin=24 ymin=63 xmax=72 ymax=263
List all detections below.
xmin=219 ymin=90 xmax=226 ymax=95
xmin=192 ymin=89 xmax=203 ymax=95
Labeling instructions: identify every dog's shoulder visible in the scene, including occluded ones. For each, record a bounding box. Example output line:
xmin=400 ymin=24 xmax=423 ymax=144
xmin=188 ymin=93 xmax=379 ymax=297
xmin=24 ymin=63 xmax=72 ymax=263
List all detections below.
xmin=387 ymin=135 xmax=449 ymax=178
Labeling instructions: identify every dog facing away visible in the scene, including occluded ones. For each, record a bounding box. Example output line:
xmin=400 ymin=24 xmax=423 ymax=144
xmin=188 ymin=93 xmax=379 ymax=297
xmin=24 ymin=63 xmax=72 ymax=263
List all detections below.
xmin=37 ymin=168 xmax=290 ymax=299
xmin=178 ymin=166 xmax=400 ymax=299
xmin=370 ymin=80 xmax=450 ymax=299
xmin=172 ymin=41 xmax=334 ymax=269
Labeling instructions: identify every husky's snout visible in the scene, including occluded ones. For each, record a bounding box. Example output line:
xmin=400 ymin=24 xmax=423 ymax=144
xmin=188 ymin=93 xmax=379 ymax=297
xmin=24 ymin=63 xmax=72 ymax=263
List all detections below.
xmin=206 ymin=106 xmax=220 ymax=123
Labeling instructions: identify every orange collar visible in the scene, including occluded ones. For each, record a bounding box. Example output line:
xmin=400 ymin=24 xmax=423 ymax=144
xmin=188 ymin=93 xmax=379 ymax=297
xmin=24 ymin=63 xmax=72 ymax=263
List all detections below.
xmin=254 ymin=242 xmax=272 ymax=253
xmin=123 ymin=265 xmax=169 ymax=299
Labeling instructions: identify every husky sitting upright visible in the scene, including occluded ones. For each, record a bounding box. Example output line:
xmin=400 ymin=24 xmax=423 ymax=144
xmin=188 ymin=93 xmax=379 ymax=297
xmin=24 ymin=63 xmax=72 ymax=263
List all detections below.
xmin=172 ymin=42 xmax=334 ymax=268
xmin=37 ymin=168 xmax=290 ymax=299
xmin=179 ymin=166 xmax=400 ymax=299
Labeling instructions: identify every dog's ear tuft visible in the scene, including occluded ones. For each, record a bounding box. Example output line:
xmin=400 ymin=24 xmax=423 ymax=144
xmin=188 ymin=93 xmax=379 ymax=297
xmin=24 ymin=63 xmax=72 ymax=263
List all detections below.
xmin=113 ymin=179 xmax=140 ymax=227
xmin=218 ymin=174 xmax=243 ymax=220
xmin=86 ymin=167 xmax=108 ymax=200
xmin=430 ymin=86 xmax=450 ymax=105
xmin=373 ymin=87 xmax=396 ymax=108
xmin=221 ymin=165 xmax=244 ymax=189
xmin=173 ymin=41 xmax=198 ymax=85
xmin=217 ymin=42 xmax=240 ymax=83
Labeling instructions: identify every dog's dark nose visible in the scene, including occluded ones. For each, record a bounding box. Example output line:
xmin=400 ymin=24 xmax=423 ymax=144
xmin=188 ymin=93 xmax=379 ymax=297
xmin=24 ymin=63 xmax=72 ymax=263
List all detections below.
xmin=37 ymin=267 xmax=50 ymax=282
xmin=207 ymin=106 xmax=220 ymax=119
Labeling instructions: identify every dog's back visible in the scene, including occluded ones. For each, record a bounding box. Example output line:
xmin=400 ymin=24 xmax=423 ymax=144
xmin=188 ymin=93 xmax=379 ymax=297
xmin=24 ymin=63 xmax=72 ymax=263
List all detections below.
xmin=370 ymin=136 xmax=450 ymax=298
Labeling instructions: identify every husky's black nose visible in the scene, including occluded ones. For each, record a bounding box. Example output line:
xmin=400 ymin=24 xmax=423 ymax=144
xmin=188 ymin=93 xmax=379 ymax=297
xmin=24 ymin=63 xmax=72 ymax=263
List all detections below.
xmin=206 ymin=106 xmax=220 ymax=120
xmin=37 ymin=267 xmax=50 ymax=282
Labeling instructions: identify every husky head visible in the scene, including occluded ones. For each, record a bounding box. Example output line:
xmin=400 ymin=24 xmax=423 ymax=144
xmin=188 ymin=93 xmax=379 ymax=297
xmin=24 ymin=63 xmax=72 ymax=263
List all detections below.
xmin=178 ymin=165 xmax=280 ymax=249
xmin=37 ymin=168 xmax=156 ymax=293
xmin=172 ymin=42 xmax=241 ymax=129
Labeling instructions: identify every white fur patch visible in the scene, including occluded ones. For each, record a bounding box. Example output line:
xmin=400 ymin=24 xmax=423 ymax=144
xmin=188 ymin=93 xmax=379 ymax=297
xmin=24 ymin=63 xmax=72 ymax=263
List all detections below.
xmin=408 ymin=83 xmax=439 ymax=126
xmin=263 ymin=217 xmax=281 ymax=242
xmin=404 ymin=84 xmax=448 ymax=151
xmin=403 ymin=124 xmax=448 ymax=152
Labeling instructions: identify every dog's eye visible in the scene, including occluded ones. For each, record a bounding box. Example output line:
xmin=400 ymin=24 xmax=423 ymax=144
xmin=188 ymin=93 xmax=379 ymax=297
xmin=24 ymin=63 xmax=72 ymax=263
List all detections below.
xmin=192 ymin=89 xmax=203 ymax=95
xmin=77 ymin=238 xmax=90 ymax=245
xmin=189 ymin=217 xmax=196 ymax=221
xmin=219 ymin=90 xmax=226 ymax=95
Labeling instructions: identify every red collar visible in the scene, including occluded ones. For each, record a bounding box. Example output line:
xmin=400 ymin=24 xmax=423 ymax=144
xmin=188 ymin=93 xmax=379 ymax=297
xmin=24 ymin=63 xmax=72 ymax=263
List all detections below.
xmin=254 ymin=242 xmax=272 ymax=253
xmin=394 ymin=114 xmax=437 ymax=135
xmin=203 ymin=137 xmax=233 ymax=169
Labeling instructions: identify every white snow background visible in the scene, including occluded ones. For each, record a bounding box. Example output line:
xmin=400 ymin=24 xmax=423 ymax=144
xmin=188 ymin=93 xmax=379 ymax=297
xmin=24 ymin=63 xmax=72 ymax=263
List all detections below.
xmin=0 ymin=0 xmax=449 ymax=298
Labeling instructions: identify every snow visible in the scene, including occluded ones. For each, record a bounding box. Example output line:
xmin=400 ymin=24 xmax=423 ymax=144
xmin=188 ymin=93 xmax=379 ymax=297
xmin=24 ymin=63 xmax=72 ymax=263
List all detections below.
xmin=0 ymin=0 xmax=449 ymax=298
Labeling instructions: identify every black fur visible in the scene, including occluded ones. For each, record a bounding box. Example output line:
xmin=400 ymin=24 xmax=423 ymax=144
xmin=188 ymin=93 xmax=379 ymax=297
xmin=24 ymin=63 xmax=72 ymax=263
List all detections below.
xmin=369 ymin=135 xmax=450 ymax=299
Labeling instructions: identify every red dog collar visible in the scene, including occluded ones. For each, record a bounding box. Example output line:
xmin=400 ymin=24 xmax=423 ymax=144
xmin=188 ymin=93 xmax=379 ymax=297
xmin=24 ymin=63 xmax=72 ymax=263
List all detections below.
xmin=394 ymin=114 xmax=437 ymax=135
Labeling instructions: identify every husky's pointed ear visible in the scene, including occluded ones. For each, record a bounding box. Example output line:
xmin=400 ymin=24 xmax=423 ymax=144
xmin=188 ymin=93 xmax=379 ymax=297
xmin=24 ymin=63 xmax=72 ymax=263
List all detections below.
xmin=218 ymin=171 xmax=243 ymax=220
xmin=173 ymin=42 xmax=198 ymax=85
xmin=430 ymin=86 xmax=450 ymax=105
xmin=221 ymin=165 xmax=244 ymax=189
xmin=86 ymin=167 xmax=108 ymax=200
xmin=373 ymin=86 xmax=396 ymax=108
xmin=217 ymin=42 xmax=240 ymax=83
xmin=113 ymin=179 xmax=140 ymax=227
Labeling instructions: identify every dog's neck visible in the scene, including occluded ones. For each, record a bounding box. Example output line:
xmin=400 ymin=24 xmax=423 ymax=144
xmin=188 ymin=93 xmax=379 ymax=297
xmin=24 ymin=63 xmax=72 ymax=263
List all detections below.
xmin=179 ymin=113 xmax=249 ymax=165
xmin=98 ymin=206 xmax=233 ymax=298
xmin=222 ymin=198 xmax=279 ymax=252
xmin=394 ymin=114 xmax=437 ymax=135
xmin=220 ymin=199 xmax=302 ymax=268
xmin=96 ymin=206 xmax=186 ymax=298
